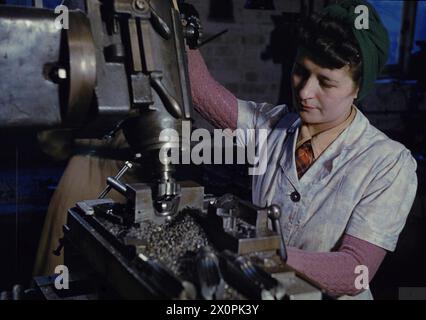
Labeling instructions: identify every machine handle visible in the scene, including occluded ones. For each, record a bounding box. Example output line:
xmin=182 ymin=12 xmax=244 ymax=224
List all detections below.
xmin=150 ymin=72 xmax=183 ymax=118
xmin=267 ymin=205 xmax=288 ymax=262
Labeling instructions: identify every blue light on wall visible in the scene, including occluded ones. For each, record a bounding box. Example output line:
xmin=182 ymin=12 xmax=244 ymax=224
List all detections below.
xmin=368 ymin=0 xmax=403 ymax=65
xmin=5 ymin=0 xmax=33 ymax=5
xmin=5 ymin=0 xmax=62 ymax=8
xmin=413 ymin=1 xmax=426 ymax=54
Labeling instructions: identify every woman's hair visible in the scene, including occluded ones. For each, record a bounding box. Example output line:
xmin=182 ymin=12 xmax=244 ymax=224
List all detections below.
xmin=298 ymin=13 xmax=363 ymax=87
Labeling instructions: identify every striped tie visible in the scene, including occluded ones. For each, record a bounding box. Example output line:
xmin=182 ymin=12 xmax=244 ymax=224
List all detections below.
xmin=295 ymin=140 xmax=314 ymax=178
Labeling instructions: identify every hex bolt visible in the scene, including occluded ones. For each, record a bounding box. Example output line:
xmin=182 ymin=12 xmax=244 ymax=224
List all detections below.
xmin=135 ymin=0 xmax=147 ymax=11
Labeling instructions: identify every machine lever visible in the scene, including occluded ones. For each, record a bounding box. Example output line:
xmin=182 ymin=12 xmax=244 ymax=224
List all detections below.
xmin=267 ymin=205 xmax=288 ymax=262
xmin=150 ymin=72 xmax=183 ymax=118
xmin=98 ymin=161 xmax=133 ymax=199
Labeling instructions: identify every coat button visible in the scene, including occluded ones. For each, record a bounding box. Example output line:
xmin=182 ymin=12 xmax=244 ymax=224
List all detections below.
xmin=290 ymin=191 xmax=300 ymax=202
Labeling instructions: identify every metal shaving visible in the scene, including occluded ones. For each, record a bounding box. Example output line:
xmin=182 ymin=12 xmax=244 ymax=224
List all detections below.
xmin=99 ymin=209 xmax=246 ymax=299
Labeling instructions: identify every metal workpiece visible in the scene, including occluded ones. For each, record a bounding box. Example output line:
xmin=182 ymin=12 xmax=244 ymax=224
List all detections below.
xmin=198 ymin=194 xmax=282 ymax=255
xmin=76 ymin=198 xmax=116 ymax=216
xmin=128 ymin=180 xmax=203 ymax=224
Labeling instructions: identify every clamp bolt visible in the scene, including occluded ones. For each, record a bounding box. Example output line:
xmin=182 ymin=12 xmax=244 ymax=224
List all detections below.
xmin=135 ymin=0 xmax=147 ymax=11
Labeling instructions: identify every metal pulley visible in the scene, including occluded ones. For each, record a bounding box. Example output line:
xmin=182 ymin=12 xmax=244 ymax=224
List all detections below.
xmin=63 ymin=10 xmax=97 ymax=125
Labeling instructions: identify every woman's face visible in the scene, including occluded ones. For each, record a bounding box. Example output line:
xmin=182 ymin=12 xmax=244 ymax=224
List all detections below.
xmin=291 ymin=53 xmax=359 ymax=131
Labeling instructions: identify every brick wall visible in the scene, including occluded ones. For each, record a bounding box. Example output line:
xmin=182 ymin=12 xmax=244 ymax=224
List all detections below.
xmin=188 ymin=0 xmax=304 ymax=104
xmin=362 ymin=82 xmax=426 ymax=135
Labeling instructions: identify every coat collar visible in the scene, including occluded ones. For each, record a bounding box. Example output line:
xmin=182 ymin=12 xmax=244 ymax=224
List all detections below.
xmin=279 ymin=107 xmax=369 ymax=187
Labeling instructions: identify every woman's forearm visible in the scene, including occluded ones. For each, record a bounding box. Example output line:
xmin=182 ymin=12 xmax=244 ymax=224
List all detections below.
xmin=187 ymin=49 xmax=238 ymax=130
xmin=286 ymin=234 xmax=386 ymax=297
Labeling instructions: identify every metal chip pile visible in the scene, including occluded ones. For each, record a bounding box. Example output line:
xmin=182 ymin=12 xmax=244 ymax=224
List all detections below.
xmin=101 ymin=210 xmax=213 ymax=278
xmin=129 ymin=211 xmax=214 ymax=279
xmin=100 ymin=209 xmax=245 ymax=299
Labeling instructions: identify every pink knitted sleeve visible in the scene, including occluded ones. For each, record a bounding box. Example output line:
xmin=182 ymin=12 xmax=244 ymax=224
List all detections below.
xmin=286 ymin=234 xmax=387 ymax=297
xmin=187 ymin=49 xmax=238 ymax=130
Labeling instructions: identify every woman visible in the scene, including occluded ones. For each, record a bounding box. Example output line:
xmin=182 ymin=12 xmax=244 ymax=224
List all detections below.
xmin=188 ymin=0 xmax=417 ymax=299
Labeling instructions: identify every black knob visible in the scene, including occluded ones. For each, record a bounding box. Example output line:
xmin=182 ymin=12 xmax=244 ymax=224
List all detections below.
xmin=290 ymin=191 xmax=300 ymax=202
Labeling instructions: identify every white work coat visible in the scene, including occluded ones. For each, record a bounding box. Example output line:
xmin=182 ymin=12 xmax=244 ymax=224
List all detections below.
xmin=237 ymin=99 xmax=418 ymax=299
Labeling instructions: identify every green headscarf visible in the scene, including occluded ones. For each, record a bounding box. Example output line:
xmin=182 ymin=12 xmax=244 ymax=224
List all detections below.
xmin=320 ymin=0 xmax=390 ymax=100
